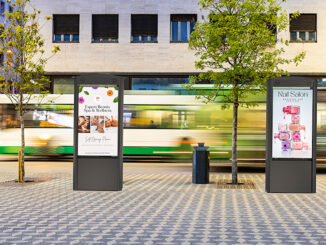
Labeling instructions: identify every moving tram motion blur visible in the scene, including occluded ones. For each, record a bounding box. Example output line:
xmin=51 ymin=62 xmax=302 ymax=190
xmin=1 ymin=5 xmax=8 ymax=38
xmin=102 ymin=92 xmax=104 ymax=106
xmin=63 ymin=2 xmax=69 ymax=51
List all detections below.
xmin=0 ymin=88 xmax=326 ymax=164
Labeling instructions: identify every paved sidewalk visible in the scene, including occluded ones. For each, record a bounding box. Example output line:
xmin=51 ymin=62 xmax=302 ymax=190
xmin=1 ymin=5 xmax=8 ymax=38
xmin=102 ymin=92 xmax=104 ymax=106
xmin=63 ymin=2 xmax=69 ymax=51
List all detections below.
xmin=0 ymin=162 xmax=326 ymax=244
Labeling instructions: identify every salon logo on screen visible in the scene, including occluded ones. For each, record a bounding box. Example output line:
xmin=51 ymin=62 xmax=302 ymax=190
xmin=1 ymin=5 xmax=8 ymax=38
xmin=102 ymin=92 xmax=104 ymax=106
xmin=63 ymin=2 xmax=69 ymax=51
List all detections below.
xmin=277 ymin=91 xmax=308 ymax=98
xmin=95 ymin=96 xmax=102 ymax=103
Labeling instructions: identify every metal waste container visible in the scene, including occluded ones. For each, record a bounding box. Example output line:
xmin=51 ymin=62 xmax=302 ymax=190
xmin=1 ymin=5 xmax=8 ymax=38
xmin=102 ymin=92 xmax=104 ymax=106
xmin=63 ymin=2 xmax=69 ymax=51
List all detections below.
xmin=192 ymin=143 xmax=210 ymax=184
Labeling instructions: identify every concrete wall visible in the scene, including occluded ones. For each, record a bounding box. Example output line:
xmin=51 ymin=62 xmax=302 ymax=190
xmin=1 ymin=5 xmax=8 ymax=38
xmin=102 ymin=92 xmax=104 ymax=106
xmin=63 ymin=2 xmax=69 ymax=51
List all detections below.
xmin=30 ymin=0 xmax=326 ymax=75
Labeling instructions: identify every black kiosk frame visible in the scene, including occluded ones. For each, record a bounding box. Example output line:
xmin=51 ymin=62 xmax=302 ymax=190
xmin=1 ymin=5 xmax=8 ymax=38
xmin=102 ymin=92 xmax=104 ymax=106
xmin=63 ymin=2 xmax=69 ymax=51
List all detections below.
xmin=73 ymin=75 xmax=125 ymax=191
xmin=266 ymin=76 xmax=317 ymax=193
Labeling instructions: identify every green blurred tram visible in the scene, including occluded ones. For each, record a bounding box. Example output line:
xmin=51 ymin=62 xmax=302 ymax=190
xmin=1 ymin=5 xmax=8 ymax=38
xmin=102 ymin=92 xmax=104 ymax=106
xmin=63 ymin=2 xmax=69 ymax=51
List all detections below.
xmin=0 ymin=89 xmax=326 ymax=163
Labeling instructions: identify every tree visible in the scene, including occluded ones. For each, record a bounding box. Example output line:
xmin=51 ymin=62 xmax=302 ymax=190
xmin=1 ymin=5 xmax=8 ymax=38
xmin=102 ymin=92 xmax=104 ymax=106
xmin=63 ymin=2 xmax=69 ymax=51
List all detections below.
xmin=189 ymin=0 xmax=305 ymax=184
xmin=0 ymin=0 xmax=60 ymax=182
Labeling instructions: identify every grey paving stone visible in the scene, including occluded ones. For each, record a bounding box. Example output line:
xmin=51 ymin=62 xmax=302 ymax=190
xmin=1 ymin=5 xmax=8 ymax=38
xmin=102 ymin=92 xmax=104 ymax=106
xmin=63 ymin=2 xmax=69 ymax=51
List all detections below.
xmin=0 ymin=162 xmax=326 ymax=244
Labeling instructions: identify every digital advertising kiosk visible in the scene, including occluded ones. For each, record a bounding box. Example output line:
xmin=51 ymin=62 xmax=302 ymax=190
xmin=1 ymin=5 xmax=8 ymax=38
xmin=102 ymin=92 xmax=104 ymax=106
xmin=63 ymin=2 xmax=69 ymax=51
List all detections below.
xmin=73 ymin=75 xmax=125 ymax=191
xmin=266 ymin=76 xmax=317 ymax=193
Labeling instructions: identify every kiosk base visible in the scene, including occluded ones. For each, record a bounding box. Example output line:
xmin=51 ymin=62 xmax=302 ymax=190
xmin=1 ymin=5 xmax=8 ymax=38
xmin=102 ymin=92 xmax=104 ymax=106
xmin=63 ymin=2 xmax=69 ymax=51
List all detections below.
xmin=269 ymin=161 xmax=313 ymax=193
xmin=75 ymin=158 xmax=122 ymax=191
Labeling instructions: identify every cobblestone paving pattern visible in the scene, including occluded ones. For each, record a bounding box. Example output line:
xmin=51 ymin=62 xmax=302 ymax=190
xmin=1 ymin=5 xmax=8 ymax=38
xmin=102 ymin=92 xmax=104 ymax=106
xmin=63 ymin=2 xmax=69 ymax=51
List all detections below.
xmin=0 ymin=162 xmax=326 ymax=244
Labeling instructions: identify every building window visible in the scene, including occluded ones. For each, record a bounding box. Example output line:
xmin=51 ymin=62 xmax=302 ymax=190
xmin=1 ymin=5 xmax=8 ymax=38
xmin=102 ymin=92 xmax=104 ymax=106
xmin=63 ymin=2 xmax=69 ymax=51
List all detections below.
xmin=290 ymin=14 xmax=316 ymax=42
xmin=53 ymin=15 xmax=79 ymax=43
xmin=131 ymin=14 xmax=158 ymax=42
xmin=0 ymin=53 xmax=4 ymax=66
xmin=267 ymin=22 xmax=277 ymax=42
xmin=8 ymin=5 xmax=13 ymax=13
xmin=53 ymin=76 xmax=74 ymax=94
xmin=92 ymin=14 xmax=118 ymax=43
xmin=0 ymin=1 xmax=5 ymax=15
xmin=171 ymin=14 xmax=196 ymax=42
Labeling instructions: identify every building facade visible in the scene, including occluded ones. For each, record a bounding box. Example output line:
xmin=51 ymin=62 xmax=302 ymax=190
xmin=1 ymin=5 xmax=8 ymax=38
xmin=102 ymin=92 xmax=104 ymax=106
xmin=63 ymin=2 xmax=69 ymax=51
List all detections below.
xmin=29 ymin=0 xmax=326 ymax=92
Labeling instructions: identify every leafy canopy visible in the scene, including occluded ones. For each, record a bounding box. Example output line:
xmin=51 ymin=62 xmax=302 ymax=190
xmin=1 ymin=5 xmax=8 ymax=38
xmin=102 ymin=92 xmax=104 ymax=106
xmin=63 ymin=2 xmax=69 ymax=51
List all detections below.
xmin=189 ymin=0 xmax=305 ymax=107
xmin=0 ymin=0 xmax=60 ymax=108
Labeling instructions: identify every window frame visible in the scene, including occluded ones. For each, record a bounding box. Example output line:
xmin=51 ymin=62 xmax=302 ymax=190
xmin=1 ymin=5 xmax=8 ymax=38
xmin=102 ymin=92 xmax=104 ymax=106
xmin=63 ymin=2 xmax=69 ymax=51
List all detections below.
xmin=131 ymin=14 xmax=158 ymax=43
xmin=289 ymin=13 xmax=317 ymax=43
xmin=0 ymin=1 xmax=5 ymax=16
xmin=53 ymin=14 xmax=80 ymax=43
xmin=170 ymin=14 xmax=197 ymax=43
xmin=92 ymin=14 xmax=119 ymax=43
xmin=0 ymin=53 xmax=4 ymax=66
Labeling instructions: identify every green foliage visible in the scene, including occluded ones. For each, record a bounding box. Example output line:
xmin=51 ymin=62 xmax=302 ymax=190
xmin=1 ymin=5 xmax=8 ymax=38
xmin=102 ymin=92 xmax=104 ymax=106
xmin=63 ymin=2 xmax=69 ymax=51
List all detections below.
xmin=0 ymin=0 xmax=60 ymax=181
xmin=0 ymin=0 xmax=60 ymax=109
xmin=188 ymin=0 xmax=305 ymax=107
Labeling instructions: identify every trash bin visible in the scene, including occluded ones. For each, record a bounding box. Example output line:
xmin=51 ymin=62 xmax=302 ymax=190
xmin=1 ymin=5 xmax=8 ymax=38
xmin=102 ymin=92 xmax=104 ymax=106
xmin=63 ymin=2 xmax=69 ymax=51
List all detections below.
xmin=192 ymin=142 xmax=210 ymax=184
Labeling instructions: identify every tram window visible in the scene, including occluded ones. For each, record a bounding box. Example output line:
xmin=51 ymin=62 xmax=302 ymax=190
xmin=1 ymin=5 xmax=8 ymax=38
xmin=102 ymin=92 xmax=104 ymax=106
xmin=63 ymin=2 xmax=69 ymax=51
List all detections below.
xmin=0 ymin=105 xmax=19 ymax=128
xmin=0 ymin=104 xmax=73 ymax=129
xmin=27 ymin=106 xmax=73 ymax=128
xmin=123 ymin=105 xmax=199 ymax=129
xmin=0 ymin=105 xmax=6 ymax=129
xmin=320 ymin=114 xmax=326 ymax=129
xmin=131 ymin=78 xmax=190 ymax=90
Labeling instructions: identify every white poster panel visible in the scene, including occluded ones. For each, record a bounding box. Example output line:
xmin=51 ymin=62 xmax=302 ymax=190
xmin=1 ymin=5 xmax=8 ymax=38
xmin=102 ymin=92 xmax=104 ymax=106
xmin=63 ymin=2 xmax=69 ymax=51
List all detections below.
xmin=272 ymin=87 xmax=313 ymax=158
xmin=77 ymin=86 xmax=119 ymax=156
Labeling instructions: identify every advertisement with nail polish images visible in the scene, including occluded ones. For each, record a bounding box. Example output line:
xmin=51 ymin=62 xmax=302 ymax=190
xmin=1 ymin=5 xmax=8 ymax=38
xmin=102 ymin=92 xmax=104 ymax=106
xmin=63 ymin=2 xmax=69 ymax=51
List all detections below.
xmin=272 ymin=88 xmax=312 ymax=158
xmin=78 ymin=86 xmax=119 ymax=156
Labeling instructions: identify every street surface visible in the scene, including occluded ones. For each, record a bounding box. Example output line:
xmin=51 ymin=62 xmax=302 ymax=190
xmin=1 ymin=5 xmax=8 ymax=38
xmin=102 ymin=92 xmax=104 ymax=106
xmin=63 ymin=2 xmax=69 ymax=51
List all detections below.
xmin=0 ymin=161 xmax=326 ymax=244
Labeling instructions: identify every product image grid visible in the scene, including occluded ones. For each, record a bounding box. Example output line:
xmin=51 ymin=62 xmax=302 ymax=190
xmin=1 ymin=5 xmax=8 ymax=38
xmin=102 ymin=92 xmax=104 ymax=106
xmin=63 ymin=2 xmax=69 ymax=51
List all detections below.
xmin=274 ymin=106 xmax=308 ymax=152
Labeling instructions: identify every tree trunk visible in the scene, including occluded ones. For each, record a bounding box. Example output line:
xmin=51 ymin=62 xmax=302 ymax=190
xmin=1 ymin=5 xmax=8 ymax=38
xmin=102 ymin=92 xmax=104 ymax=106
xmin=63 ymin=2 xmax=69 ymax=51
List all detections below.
xmin=19 ymin=93 xmax=25 ymax=182
xmin=232 ymin=100 xmax=239 ymax=185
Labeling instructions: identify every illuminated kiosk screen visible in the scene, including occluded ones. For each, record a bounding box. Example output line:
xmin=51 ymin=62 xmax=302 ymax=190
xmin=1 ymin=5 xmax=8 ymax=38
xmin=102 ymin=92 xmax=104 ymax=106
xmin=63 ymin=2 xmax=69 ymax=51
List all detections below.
xmin=77 ymin=85 xmax=119 ymax=156
xmin=272 ymin=87 xmax=313 ymax=159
